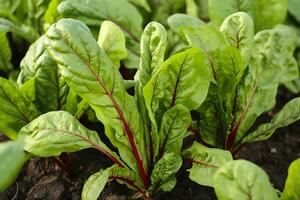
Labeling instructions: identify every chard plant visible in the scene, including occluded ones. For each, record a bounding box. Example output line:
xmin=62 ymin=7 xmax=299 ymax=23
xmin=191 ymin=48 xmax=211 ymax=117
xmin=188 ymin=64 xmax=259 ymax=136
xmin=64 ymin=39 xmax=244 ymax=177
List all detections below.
xmin=164 ymin=11 xmax=300 ymax=186
xmin=0 ymin=18 xmax=231 ymax=199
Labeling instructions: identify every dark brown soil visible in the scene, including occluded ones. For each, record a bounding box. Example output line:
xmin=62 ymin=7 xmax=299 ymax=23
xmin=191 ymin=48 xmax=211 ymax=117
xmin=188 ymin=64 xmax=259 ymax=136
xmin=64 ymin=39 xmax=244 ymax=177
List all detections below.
xmin=1 ymin=122 xmax=299 ymax=200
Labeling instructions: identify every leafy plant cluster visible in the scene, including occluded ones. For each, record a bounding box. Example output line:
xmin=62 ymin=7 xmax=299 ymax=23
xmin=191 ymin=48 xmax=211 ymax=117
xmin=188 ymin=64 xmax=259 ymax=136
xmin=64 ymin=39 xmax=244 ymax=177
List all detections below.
xmin=0 ymin=0 xmax=300 ymax=199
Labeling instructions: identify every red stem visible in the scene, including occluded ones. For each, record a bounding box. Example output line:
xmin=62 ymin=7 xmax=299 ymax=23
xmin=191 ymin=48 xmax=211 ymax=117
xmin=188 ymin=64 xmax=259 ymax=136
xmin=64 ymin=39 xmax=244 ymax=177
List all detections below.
xmin=86 ymin=62 xmax=149 ymax=188
xmin=109 ymin=176 xmax=148 ymax=199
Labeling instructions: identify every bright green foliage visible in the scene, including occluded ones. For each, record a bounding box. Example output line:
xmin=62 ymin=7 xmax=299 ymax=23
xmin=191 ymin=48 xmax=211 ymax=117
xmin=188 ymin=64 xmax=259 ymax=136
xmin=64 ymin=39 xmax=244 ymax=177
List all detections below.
xmin=0 ymin=77 xmax=39 ymax=140
xmin=127 ymin=0 xmax=151 ymax=12
xmin=19 ymin=111 xmax=120 ymax=160
xmin=150 ymin=153 xmax=182 ymax=192
xmin=82 ymin=168 xmax=110 ymax=200
xmin=208 ymin=0 xmax=288 ymax=32
xmin=17 ymin=36 xmax=70 ymax=113
xmin=0 ymin=141 xmax=27 ymax=192
xmin=57 ymin=0 xmax=142 ymax=40
xmin=242 ymin=98 xmax=300 ymax=143
xmin=182 ymin=142 xmax=232 ymax=187
xmin=167 ymin=14 xmax=204 ymax=34
xmin=40 ymin=19 xmax=210 ymax=198
xmin=98 ymin=21 xmax=127 ymax=68
xmin=214 ymin=160 xmax=279 ymax=200
xmin=175 ymin=13 xmax=300 ymax=151
xmin=220 ymin=12 xmax=254 ymax=66
xmin=281 ymin=158 xmax=300 ymax=200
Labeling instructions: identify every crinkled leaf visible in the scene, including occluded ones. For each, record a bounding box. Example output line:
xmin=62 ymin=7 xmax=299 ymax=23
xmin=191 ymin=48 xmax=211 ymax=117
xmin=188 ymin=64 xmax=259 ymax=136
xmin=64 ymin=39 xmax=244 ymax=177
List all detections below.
xmin=18 ymin=36 xmax=70 ymax=113
xmin=242 ymin=98 xmax=300 ymax=143
xmin=82 ymin=168 xmax=110 ymax=200
xmin=136 ymin=22 xmax=167 ymax=86
xmin=214 ymin=160 xmax=279 ymax=200
xmin=158 ymin=104 xmax=191 ymax=157
xmin=232 ymin=26 xmax=298 ymax=146
xmin=150 ymin=152 xmax=182 ymax=192
xmin=220 ymin=12 xmax=254 ymax=66
xmin=135 ymin=22 xmax=167 ymax=161
xmin=45 ymin=19 xmax=148 ymax=175
xmin=167 ymin=14 xmax=204 ymax=34
xmin=98 ymin=21 xmax=127 ymax=68
xmin=0 ymin=77 xmax=39 ymax=140
xmin=19 ymin=111 xmax=121 ymax=165
xmin=57 ymin=0 xmax=143 ymax=41
xmin=281 ymin=158 xmax=300 ymax=200
xmin=0 ymin=32 xmax=12 ymax=73
xmin=0 ymin=141 xmax=27 ymax=192
xmin=182 ymin=142 xmax=232 ymax=187
xmin=208 ymin=0 xmax=288 ymax=31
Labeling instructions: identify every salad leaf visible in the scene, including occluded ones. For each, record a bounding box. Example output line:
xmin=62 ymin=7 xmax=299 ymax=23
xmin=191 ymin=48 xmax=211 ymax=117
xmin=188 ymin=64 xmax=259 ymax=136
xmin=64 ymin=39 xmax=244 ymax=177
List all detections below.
xmin=82 ymin=168 xmax=110 ymax=200
xmin=0 ymin=141 xmax=27 ymax=192
xmin=281 ymin=158 xmax=300 ymax=200
xmin=242 ymin=97 xmax=300 ymax=143
xmin=19 ymin=111 xmax=121 ymax=166
xmin=214 ymin=160 xmax=279 ymax=200
xmin=182 ymin=142 xmax=232 ymax=187
xmin=0 ymin=77 xmax=39 ymax=140
xmin=98 ymin=21 xmax=127 ymax=68
xmin=220 ymin=12 xmax=254 ymax=66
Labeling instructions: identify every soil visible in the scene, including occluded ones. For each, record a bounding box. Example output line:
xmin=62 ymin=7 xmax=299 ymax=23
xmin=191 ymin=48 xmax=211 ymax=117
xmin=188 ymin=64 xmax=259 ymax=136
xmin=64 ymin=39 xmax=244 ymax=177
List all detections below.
xmin=1 ymin=91 xmax=300 ymax=200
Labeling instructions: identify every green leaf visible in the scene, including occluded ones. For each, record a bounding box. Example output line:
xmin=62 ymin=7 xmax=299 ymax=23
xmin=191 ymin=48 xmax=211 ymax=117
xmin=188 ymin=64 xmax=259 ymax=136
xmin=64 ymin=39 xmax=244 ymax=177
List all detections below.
xmin=220 ymin=12 xmax=254 ymax=66
xmin=150 ymin=152 xmax=182 ymax=192
xmin=0 ymin=32 xmax=12 ymax=73
xmin=18 ymin=36 xmax=69 ymax=113
xmin=242 ymin=98 xmax=300 ymax=143
xmin=136 ymin=22 xmax=167 ymax=87
xmin=167 ymin=14 xmax=204 ymax=34
xmin=19 ymin=111 xmax=121 ymax=166
xmin=45 ymin=19 xmax=148 ymax=177
xmin=44 ymin=0 xmax=62 ymax=25
xmin=214 ymin=160 xmax=279 ymax=200
xmin=180 ymin=25 xmax=227 ymax=82
xmin=0 ymin=18 xmax=39 ymax=42
xmin=0 ymin=77 xmax=39 ymax=140
xmin=98 ymin=21 xmax=127 ymax=68
xmin=182 ymin=142 xmax=232 ymax=187
xmin=208 ymin=0 xmax=288 ymax=31
xmin=127 ymin=0 xmax=151 ymax=12
xmin=0 ymin=0 xmax=21 ymax=13
xmin=186 ymin=0 xmax=198 ymax=17
xmin=289 ymin=0 xmax=300 ymax=22
xmin=109 ymin=165 xmax=144 ymax=193
xmin=144 ymin=48 xmax=211 ymax=112
xmin=281 ymin=158 xmax=300 ymax=200
xmin=57 ymin=0 xmax=143 ymax=41
xmin=233 ymin=26 xmax=298 ymax=145
xmin=82 ymin=168 xmax=110 ymax=200
xmin=158 ymin=104 xmax=191 ymax=156
xmin=0 ymin=141 xmax=27 ymax=192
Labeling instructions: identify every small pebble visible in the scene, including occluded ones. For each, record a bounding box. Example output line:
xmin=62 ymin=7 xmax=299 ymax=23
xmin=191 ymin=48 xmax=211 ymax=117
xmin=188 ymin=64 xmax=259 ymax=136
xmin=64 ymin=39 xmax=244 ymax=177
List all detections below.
xmin=270 ymin=148 xmax=277 ymax=153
